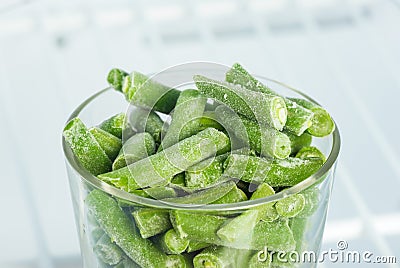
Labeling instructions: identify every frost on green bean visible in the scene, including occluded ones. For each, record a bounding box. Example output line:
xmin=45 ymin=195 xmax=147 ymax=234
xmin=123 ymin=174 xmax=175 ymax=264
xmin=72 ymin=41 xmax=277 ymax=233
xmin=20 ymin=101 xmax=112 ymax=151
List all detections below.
xmin=194 ymin=75 xmax=287 ymax=131
xmin=122 ymin=71 xmax=181 ymax=114
xmin=185 ymin=154 xmax=226 ymax=189
xmin=296 ymin=146 xmax=326 ymax=162
xmin=112 ymin=132 xmax=156 ymax=170
xmin=98 ymin=128 xmax=229 ymax=191
xmin=89 ymin=127 xmax=122 ymax=161
xmin=226 ymin=63 xmax=313 ymax=136
xmin=128 ymin=107 xmax=166 ymax=144
xmin=159 ymin=89 xmax=207 ymax=151
xmin=211 ymin=184 xmax=248 ymax=204
xmin=286 ymin=132 xmax=312 ymax=156
xmin=193 ymin=246 xmax=237 ymax=268
xmin=93 ymin=233 xmax=124 ymax=265
xmin=98 ymin=113 xmax=126 ymax=139
xmin=107 ymin=68 xmax=128 ymax=92
xmin=215 ymin=105 xmax=291 ymax=159
xmin=63 ymin=118 xmax=111 ymax=175
xmin=155 ymin=229 xmax=189 ymax=254
xmin=132 ymin=208 xmax=172 ymax=239
xmin=275 ymin=194 xmax=305 ymax=218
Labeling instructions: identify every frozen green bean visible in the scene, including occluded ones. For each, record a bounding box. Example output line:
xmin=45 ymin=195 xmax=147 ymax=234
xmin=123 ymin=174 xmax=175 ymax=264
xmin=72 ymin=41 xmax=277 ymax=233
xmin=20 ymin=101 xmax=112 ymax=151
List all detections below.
xmin=107 ymin=68 xmax=128 ymax=92
xmin=98 ymin=113 xmax=126 ymax=139
xmin=162 ymin=181 xmax=235 ymax=204
xmin=289 ymin=217 xmax=308 ymax=252
xmin=112 ymin=132 xmax=156 ymax=170
xmin=132 ymin=208 xmax=172 ymax=239
xmin=94 ymin=233 xmax=124 ymax=265
xmin=185 ymin=155 xmax=226 ymax=189
xmin=114 ymin=257 xmax=140 ymax=268
xmin=296 ymin=188 xmax=319 ymax=218
xmin=194 ymin=75 xmax=287 ymax=131
xmin=63 ymin=118 xmax=111 ymax=175
xmin=296 ymin=146 xmax=326 ymax=162
xmin=98 ymin=128 xmax=230 ymax=191
xmin=275 ymin=194 xmax=305 ymax=218
xmin=86 ymin=190 xmax=169 ymax=268
xmin=159 ymin=89 xmax=207 ymax=151
xmin=89 ymin=127 xmax=122 ymax=161
xmin=286 ymin=132 xmax=312 ymax=155
xmin=179 ymin=111 xmax=224 ymax=141
xmin=289 ymin=98 xmax=335 ymax=137
xmin=156 ymin=229 xmax=189 ymax=254
xmin=128 ymin=107 xmax=166 ymax=144
xmin=226 ymin=63 xmax=313 ymax=136
xmin=210 ymin=184 xmax=248 ymax=204
xmin=193 ymin=246 xmax=237 ymax=268
xmin=217 ymin=210 xmax=259 ymax=244
xmin=171 ymin=173 xmax=186 ymax=187
xmin=144 ymin=186 xmax=177 ymax=199
xmin=122 ymin=71 xmax=181 ymax=114
xmin=248 ymin=251 xmax=271 ymax=268
xmin=251 ymin=183 xmax=279 ymax=222
xmin=215 ymin=105 xmax=291 ymax=159
xmin=186 ymin=240 xmax=210 ymax=253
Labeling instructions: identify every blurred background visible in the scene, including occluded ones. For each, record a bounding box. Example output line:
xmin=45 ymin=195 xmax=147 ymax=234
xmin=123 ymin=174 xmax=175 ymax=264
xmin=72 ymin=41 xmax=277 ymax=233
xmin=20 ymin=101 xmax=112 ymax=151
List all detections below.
xmin=1 ymin=0 xmax=399 ymax=267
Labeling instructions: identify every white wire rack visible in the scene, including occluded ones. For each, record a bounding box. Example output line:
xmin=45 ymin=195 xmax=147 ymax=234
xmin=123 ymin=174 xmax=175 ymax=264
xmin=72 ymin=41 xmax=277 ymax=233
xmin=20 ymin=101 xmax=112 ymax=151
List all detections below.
xmin=0 ymin=0 xmax=399 ymax=267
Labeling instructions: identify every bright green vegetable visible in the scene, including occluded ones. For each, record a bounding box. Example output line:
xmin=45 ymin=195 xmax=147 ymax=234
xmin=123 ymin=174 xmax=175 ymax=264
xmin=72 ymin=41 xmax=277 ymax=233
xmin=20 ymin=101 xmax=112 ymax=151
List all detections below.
xmin=162 ymin=181 xmax=235 ymax=205
xmin=186 ymin=240 xmax=210 ymax=253
xmin=143 ymin=186 xmax=177 ymax=199
xmin=289 ymin=98 xmax=335 ymax=137
xmin=132 ymin=208 xmax=172 ymax=239
xmin=296 ymin=187 xmax=320 ymax=218
xmin=286 ymin=132 xmax=312 ymax=155
xmin=98 ymin=128 xmax=230 ymax=191
xmin=107 ymin=68 xmax=128 ymax=92
xmin=128 ymin=107 xmax=166 ymax=144
xmin=112 ymin=132 xmax=156 ymax=170
xmin=248 ymin=251 xmax=271 ymax=268
xmin=251 ymin=183 xmax=279 ymax=222
xmin=217 ymin=210 xmax=259 ymax=245
xmin=185 ymin=155 xmax=226 ymax=189
xmin=275 ymin=194 xmax=305 ymax=218
xmin=210 ymin=184 xmax=248 ymax=204
xmin=223 ymin=154 xmax=324 ymax=187
xmin=215 ymin=105 xmax=291 ymax=159
xmin=225 ymin=63 xmax=314 ymax=136
xmin=63 ymin=118 xmax=111 ymax=175
xmin=122 ymin=71 xmax=181 ymax=114
xmin=156 ymin=229 xmax=189 ymax=254
xmin=159 ymin=89 xmax=207 ymax=151
xmin=89 ymin=127 xmax=122 ymax=161
xmin=296 ymin=146 xmax=326 ymax=162
xmin=290 ymin=217 xmax=308 ymax=252
xmin=193 ymin=246 xmax=237 ymax=268
xmin=114 ymin=257 xmax=140 ymax=268
xmin=93 ymin=233 xmax=124 ymax=265
xmin=98 ymin=113 xmax=126 ymax=139
xmin=194 ymin=75 xmax=287 ymax=131
xmin=86 ymin=190 xmax=169 ymax=268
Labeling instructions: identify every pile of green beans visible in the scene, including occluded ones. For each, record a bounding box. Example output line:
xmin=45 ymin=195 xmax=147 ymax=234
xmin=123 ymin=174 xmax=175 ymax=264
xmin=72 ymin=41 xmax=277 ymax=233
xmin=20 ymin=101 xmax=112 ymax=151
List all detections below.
xmin=64 ymin=63 xmax=335 ymax=268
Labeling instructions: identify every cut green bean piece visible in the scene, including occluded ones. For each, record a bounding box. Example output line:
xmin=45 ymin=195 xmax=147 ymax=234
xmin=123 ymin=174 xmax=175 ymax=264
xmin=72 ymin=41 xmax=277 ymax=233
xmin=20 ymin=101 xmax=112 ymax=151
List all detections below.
xmin=215 ymin=105 xmax=291 ymax=159
xmin=86 ymin=190 xmax=169 ymax=268
xmin=185 ymin=154 xmax=226 ymax=189
xmin=179 ymin=111 xmax=225 ymax=140
xmin=290 ymin=217 xmax=308 ymax=252
xmin=112 ymin=132 xmax=156 ymax=170
xmin=122 ymin=71 xmax=181 ymax=114
xmin=144 ymin=186 xmax=177 ymax=199
xmin=162 ymin=181 xmax=235 ymax=204
xmin=286 ymin=132 xmax=312 ymax=155
xmin=160 ymin=89 xmax=207 ymax=150
xmin=89 ymin=127 xmax=122 ymax=161
xmin=129 ymin=107 xmax=165 ymax=144
xmin=132 ymin=208 xmax=172 ymax=239
xmin=251 ymin=183 xmax=279 ymax=222
xmin=63 ymin=118 xmax=111 ymax=175
xmin=248 ymin=251 xmax=271 ymax=268
xmin=91 ymin=227 xmax=105 ymax=244
xmin=217 ymin=210 xmax=259 ymax=244
xmin=211 ymin=185 xmax=248 ymax=204
xmin=252 ymin=219 xmax=295 ymax=252
xmin=193 ymin=246 xmax=237 ymax=268
xmin=194 ymin=75 xmax=287 ymax=131
xmin=156 ymin=229 xmax=189 ymax=254
xmin=107 ymin=68 xmax=128 ymax=92
xmin=296 ymin=187 xmax=320 ymax=218
xmin=186 ymin=240 xmax=210 ymax=253
xmin=296 ymin=146 xmax=326 ymax=162
xmin=275 ymin=194 xmax=305 ymax=218
xmin=98 ymin=113 xmax=126 ymax=139
xmin=289 ymin=98 xmax=335 ymax=137
xmin=94 ymin=233 xmax=124 ymax=265
xmin=98 ymin=128 xmax=229 ymax=191
xmin=226 ymin=63 xmax=313 ymax=136
xmin=166 ymin=254 xmax=194 ymax=268
xmin=267 ymin=157 xmax=324 ymax=187
xmin=223 ymin=154 xmax=272 ymax=185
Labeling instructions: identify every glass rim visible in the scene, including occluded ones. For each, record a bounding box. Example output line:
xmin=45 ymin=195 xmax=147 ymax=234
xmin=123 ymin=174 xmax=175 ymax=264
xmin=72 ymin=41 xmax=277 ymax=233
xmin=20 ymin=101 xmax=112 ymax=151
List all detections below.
xmin=62 ymin=78 xmax=341 ymax=211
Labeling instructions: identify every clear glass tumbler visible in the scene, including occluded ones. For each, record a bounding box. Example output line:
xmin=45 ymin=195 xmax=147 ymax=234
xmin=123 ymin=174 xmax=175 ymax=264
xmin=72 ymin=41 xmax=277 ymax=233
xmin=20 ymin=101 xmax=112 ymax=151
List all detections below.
xmin=63 ymin=63 xmax=340 ymax=268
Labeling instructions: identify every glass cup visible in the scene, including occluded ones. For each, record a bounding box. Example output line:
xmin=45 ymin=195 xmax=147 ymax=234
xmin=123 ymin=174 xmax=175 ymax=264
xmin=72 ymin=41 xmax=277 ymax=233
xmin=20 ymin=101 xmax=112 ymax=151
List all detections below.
xmin=63 ymin=63 xmax=340 ymax=268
